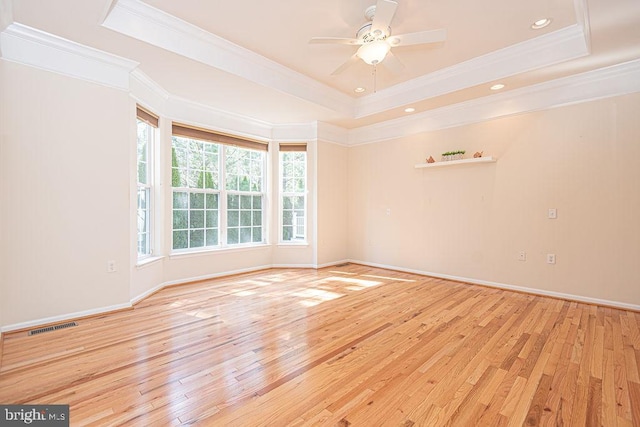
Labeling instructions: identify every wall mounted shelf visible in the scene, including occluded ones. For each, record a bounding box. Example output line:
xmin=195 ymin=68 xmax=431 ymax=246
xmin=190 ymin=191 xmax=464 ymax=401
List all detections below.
xmin=415 ymin=156 xmax=497 ymax=169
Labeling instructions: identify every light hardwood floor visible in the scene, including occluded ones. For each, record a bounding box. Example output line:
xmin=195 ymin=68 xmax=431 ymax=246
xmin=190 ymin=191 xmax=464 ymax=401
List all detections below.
xmin=1 ymin=265 xmax=639 ymax=426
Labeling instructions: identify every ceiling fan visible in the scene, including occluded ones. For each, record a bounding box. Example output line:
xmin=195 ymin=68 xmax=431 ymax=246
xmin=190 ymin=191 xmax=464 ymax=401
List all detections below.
xmin=310 ymin=0 xmax=446 ymax=75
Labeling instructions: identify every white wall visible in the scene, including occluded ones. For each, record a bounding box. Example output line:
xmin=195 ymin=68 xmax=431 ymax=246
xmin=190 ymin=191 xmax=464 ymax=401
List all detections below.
xmin=0 ymin=60 xmax=320 ymax=329
xmin=348 ymin=93 xmax=640 ymax=306
xmin=2 ymin=54 xmax=639 ymax=330
xmin=0 ymin=61 xmax=132 ymax=326
xmin=317 ymin=140 xmax=348 ymax=266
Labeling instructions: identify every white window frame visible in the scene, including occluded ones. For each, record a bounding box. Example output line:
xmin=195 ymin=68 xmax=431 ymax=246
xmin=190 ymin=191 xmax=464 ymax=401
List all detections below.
xmin=170 ymin=137 xmax=267 ymax=252
xmin=136 ymin=118 xmax=154 ymax=259
xmin=279 ymin=149 xmax=307 ymax=244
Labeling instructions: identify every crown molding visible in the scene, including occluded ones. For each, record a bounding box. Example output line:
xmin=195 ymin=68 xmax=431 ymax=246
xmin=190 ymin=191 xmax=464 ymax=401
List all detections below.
xmin=348 ymin=58 xmax=640 ymax=145
xmin=317 ymin=121 xmax=350 ymax=146
xmin=167 ymin=95 xmax=273 ymax=142
xmin=354 ymin=24 xmax=589 ymax=119
xmin=102 ymin=0 xmax=354 ymax=116
xmin=130 ymin=69 xmax=170 ymax=116
xmin=0 ymin=23 xmax=138 ymax=90
xmin=574 ymin=0 xmax=592 ymax=53
xmin=271 ymin=123 xmax=318 ymax=142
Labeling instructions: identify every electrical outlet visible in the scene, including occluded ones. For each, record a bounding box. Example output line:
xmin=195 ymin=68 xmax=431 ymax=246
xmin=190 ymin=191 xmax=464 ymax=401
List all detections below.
xmin=546 ymin=254 xmax=556 ymax=264
xmin=386 ymin=208 xmax=391 ymax=216
xmin=548 ymin=208 xmax=557 ymax=219
xmin=107 ymin=260 xmax=116 ymax=273
xmin=518 ymin=251 xmax=526 ymax=261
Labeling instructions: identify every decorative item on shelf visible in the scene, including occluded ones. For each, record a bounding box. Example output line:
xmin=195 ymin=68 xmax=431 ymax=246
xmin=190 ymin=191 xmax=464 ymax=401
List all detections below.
xmin=426 ymin=156 xmax=435 ymax=163
xmin=441 ymin=150 xmax=466 ymax=161
xmin=474 ymin=151 xmax=483 ymax=158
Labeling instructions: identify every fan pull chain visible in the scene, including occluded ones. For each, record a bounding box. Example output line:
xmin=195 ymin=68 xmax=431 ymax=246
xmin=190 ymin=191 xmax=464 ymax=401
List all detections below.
xmin=373 ymin=64 xmax=378 ymax=93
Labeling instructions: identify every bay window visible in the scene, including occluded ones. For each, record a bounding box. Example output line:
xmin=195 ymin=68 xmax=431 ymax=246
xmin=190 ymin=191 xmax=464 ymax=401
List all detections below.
xmin=171 ymin=124 xmax=267 ymax=251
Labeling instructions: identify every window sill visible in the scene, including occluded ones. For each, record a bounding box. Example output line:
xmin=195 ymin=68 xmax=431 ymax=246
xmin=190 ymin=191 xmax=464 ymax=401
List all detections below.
xmin=136 ymin=256 xmax=164 ymax=269
xmin=277 ymin=242 xmax=309 ymax=247
xmin=170 ymin=243 xmax=271 ymax=259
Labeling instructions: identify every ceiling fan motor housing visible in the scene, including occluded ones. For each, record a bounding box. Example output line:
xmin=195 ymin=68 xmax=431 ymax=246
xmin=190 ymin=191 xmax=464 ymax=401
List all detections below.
xmin=357 ymin=23 xmax=390 ymax=42
xmin=358 ymin=4 xmax=391 ymax=42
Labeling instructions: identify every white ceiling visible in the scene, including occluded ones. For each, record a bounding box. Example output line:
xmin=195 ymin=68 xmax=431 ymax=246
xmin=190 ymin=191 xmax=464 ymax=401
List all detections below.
xmin=3 ymin=0 xmax=640 ymax=128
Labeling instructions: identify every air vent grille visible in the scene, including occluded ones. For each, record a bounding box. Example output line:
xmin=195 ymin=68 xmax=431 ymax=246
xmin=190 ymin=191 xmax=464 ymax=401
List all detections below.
xmin=28 ymin=322 xmax=78 ymax=336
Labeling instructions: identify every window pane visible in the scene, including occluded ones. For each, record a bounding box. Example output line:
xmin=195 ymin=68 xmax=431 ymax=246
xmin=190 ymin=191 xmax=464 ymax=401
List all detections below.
xmin=138 ymin=235 xmax=147 ymax=255
xmin=283 ymin=226 xmax=293 ymax=241
xmin=206 ymin=210 xmax=218 ymax=227
xmin=240 ymin=227 xmax=252 ymax=243
xmin=173 ymin=230 xmax=188 ymax=249
xmin=228 ymin=194 xmax=239 ymax=209
xmin=294 ymin=197 xmax=305 ymax=209
xmin=252 ymin=195 xmax=262 ymax=209
xmin=228 ymin=210 xmax=239 ymax=227
xmin=228 ymin=228 xmax=239 ymax=244
xmin=173 ymin=210 xmax=188 ymax=229
xmin=190 ymin=193 xmax=204 ymax=209
xmin=172 ymin=168 xmax=187 ymax=187
xmin=241 ymin=195 xmax=252 ymax=209
xmin=173 ymin=192 xmax=188 ymax=209
xmin=205 ymin=228 xmax=218 ymax=246
xmin=283 ymin=196 xmax=293 ymax=210
xmin=190 ymin=210 xmax=205 ymax=228
xmin=283 ymin=210 xmax=293 ymax=226
xmin=138 ymin=162 xmax=147 ymax=185
xmin=253 ymin=227 xmax=262 ymax=242
xmin=190 ymin=229 xmax=204 ymax=248
xmin=206 ymin=193 xmax=218 ymax=208
xmin=252 ymin=211 xmax=262 ymax=226
xmin=240 ymin=211 xmax=251 ymax=226
xmin=188 ymin=170 xmax=202 ymax=189
xmin=239 ymin=176 xmax=250 ymax=191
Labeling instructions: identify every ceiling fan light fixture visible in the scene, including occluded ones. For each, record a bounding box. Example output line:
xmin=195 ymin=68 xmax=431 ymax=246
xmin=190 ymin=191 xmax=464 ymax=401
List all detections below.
xmin=357 ymin=40 xmax=391 ymax=65
xmin=354 ymin=87 xmax=366 ymax=93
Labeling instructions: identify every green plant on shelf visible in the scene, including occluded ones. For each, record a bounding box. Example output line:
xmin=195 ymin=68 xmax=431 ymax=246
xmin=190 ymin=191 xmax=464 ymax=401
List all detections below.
xmin=441 ymin=150 xmax=466 ymax=161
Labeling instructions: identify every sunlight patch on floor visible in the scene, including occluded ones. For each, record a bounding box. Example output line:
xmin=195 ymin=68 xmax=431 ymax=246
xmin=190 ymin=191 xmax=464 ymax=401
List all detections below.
xmin=362 ymin=274 xmax=416 ymax=283
xmin=327 ymin=276 xmax=382 ymax=288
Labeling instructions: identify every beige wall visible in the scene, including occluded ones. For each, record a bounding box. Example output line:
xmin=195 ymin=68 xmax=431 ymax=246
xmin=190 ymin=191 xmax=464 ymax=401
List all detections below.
xmin=348 ymin=93 xmax=640 ymax=306
xmin=317 ymin=140 xmax=348 ymax=266
xmin=0 ymin=61 xmax=132 ymax=325
xmin=2 ymin=58 xmax=639 ymax=329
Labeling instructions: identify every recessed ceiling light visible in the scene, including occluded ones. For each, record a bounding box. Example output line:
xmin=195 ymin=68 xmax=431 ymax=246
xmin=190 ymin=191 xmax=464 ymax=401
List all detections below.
xmin=531 ymin=18 xmax=552 ymax=29
xmin=490 ymin=83 xmax=505 ymax=91
xmin=404 ymin=107 xmax=416 ymax=113
xmin=354 ymin=87 xmax=366 ymax=93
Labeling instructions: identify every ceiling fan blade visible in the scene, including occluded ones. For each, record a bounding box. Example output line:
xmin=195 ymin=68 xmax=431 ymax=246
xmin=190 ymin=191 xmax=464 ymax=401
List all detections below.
xmin=382 ymin=50 xmax=405 ymax=74
xmin=331 ymin=54 xmax=360 ymax=76
xmin=387 ymin=29 xmax=447 ymax=47
xmin=371 ymin=0 xmax=398 ymax=36
xmin=309 ymin=37 xmax=362 ymax=45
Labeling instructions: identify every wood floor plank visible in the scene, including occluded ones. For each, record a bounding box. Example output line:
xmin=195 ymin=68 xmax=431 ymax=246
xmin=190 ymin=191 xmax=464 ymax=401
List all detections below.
xmin=1 ymin=265 xmax=639 ymax=426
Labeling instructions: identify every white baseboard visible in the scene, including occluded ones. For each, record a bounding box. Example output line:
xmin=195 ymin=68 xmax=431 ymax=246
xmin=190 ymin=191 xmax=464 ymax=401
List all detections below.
xmin=6 ymin=259 xmax=637 ymax=333
xmin=1 ymin=302 xmax=133 ymax=333
xmin=315 ymin=259 xmax=351 ymax=269
xmin=160 ymin=265 xmax=273 ymax=288
xmin=348 ymin=259 xmax=640 ymax=311
xmin=272 ymin=264 xmax=317 ymax=269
